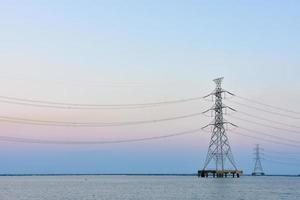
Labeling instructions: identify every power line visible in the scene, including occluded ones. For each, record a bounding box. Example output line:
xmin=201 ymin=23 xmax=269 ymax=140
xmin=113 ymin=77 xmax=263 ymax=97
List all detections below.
xmin=234 ymin=95 xmax=300 ymax=115
xmin=0 ymin=95 xmax=204 ymax=109
xmin=0 ymin=99 xmax=159 ymax=110
xmin=263 ymin=150 xmax=300 ymax=155
xmin=229 ymin=115 xmax=300 ymax=135
xmin=264 ymin=153 xmax=300 ymax=161
xmin=264 ymin=159 xmax=300 ymax=166
xmin=234 ymin=110 xmax=300 ymax=129
xmin=0 ymin=112 xmax=204 ymax=127
xmin=237 ymin=126 xmax=300 ymax=144
xmin=231 ymin=131 xmax=300 ymax=148
xmin=226 ymin=99 xmax=300 ymax=120
xmin=0 ymin=128 xmax=202 ymax=145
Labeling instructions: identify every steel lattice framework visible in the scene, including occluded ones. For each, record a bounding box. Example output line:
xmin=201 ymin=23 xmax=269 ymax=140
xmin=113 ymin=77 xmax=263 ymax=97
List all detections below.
xmin=202 ymin=77 xmax=237 ymax=171
xmin=252 ymin=144 xmax=265 ymax=176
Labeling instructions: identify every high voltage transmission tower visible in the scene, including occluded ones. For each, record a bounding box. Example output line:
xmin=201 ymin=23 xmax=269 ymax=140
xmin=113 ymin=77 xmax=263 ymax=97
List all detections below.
xmin=252 ymin=144 xmax=265 ymax=176
xmin=198 ymin=77 xmax=242 ymax=178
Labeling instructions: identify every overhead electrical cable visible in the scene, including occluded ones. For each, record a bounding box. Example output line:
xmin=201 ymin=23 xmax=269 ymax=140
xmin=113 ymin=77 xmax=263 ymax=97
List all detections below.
xmin=0 ymin=128 xmax=202 ymax=145
xmin=0 ymin=95 xmax=205 ymax=109
xmin=263 ymin=150 xmax=300 ymax=155
xmin=237 ymin=126 xmax=300 ymax=144
xmin=234 ymin=110 xmax=300 ymax=129
xmin=264 ymin=159 xmax=300 ymax=166
xmin=0 ymin=99 xmax=159 ymax=110
xmin=264 ymin=153 xmax=300 ymax=161
xmin=230 ymin=131 xmax=300 ymax=148
xmin=226 ymin=99 xmax=300 ymax=120
xmin=228 ymin=115 xmax=300 ymax=135
xmin=234 ymin=95 xmax=300 ymax=115
xmin=0 ymin=112 xmax=204 ymax=127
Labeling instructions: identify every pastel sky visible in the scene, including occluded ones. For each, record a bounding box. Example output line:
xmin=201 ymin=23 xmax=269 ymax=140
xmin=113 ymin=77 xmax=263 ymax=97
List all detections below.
xmin=0 ymin=0 xmax=300 ymax=174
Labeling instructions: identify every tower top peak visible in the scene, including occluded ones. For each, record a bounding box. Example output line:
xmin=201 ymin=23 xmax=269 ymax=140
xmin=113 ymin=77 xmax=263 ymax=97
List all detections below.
xmin=213 ymin=77 xmax=224 ymax=85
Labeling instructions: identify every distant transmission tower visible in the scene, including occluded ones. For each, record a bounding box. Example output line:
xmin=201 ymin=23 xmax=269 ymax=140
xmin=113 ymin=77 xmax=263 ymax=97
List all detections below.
xmin=252 ymin=144 xmax=265 ymax=176
xmin=198 ymin=77 xmax=242 ymax=178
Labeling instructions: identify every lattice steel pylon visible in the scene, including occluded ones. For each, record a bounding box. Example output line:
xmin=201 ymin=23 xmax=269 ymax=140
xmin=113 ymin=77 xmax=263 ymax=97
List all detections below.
xmin=252 ymin=144 xmax=265 ymax=176
xmin=198 ymin=77 xmax=242 ymax=178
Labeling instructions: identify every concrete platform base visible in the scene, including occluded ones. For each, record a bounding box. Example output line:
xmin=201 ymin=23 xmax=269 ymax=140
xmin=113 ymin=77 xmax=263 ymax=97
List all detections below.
xmin=252 ymin=172 xmax=265 ymax=176
xmin=198 ymin=170 xmax=243 ymax=178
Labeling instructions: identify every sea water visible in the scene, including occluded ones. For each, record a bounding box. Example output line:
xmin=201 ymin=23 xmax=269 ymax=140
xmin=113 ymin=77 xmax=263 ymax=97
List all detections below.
xmin=0 ymin=175 xmax=299 ymax=200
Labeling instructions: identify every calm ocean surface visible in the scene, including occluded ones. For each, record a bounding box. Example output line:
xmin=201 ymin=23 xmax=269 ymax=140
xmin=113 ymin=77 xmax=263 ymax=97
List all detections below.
xmin=0 ymin=175 xmax=299 ymax=200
